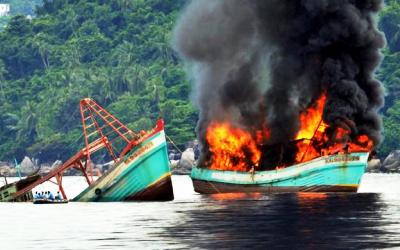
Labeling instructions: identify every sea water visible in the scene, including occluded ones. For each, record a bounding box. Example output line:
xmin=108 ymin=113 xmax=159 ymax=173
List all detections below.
xmin=0 ymin=174 xmax=399 ymax=249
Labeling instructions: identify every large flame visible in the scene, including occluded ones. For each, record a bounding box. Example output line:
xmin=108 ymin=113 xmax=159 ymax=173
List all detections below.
xmin=294 ymin=93 xmax=329 ymax=162
xmin=206 ymin=122 xmax=261 ymax=171
xmin=205 ymin=93 xmax=373 ymax=171
xmin=295 ymin=94 xmax=328 ymax=141
xmin=295 ymin=93 xmax=373 ymax=163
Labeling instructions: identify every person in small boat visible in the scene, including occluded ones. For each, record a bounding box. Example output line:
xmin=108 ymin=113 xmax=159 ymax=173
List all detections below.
xmin=55 ymin=191 xmax=62 ymax=200
xmin=41 ymin=191 xmax=45 ymax=199
xmin=33 ymin=192 xmax=39 ymax=199
xmin=48 ymin=191 xmax=55 ymax=200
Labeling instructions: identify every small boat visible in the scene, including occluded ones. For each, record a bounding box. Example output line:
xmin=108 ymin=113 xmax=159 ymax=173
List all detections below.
xmin=191 ymin=152 xmax=369 ymax=194
xmin=0 ymin=175 xmax=41 ymax=202
xmin=33 ymin=199 xmax=69 ymax=204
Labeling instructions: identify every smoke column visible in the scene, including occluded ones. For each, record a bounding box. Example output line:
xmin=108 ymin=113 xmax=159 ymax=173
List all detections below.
xmin=173 ymin=0 xmax=385 ymax=166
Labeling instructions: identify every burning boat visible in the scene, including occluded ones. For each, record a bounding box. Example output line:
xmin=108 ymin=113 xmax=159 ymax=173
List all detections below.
xmin=13 ymin=98 xmax=173 ymax=202
xmin=174 ymin=1 xmax=385 ymax=194
xmin=191 ymin=153 xmax=369 ymax=194
xmin=191 ymin=94 xmax=373 ymax=194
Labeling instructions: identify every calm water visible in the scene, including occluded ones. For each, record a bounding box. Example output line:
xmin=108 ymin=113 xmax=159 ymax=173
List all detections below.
xmin=0 ymin=174 xmax=400 ymax=249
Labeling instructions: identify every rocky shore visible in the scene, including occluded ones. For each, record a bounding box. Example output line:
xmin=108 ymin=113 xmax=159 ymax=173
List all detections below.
xmin=367 ymin=150 xmax=400 ymax=173
xmin=0 ymin=156 xmax=112 ymax=177
xmin=1 ymin=149 xmax=400 ymax=178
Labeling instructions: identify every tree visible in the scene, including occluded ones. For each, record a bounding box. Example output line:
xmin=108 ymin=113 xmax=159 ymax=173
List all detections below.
xmin=32 ymin=32 xmax=51 ymax=69
xmin=0 ymin=0 xmax=193 ymax=161
xmin=380 ymin=101 xmax=400 ymax=156
xmin=0 ymin=59 xmax=7 ymax=100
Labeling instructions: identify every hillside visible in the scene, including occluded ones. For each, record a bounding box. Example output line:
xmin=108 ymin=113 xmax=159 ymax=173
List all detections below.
xmin=0 ymin=0 xmax=42 ymax=29
xmin=378 ymin=0 xmax=400 ymax=156
xmin=0 ymin=0 xmax=399 ymax=162
xmin=0 ymin=0 xmax=196 ymax=162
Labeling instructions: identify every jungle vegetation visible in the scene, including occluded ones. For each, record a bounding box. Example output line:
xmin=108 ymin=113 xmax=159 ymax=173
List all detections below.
xmin=0 ymin=0 xmax=195 ymax=162
xmin=0 ymin=0 xmax=399 ymax=162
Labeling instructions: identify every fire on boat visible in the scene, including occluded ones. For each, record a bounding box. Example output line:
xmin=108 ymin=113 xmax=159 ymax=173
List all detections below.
xmin=191 ymin=93 xmax=373 ymax=194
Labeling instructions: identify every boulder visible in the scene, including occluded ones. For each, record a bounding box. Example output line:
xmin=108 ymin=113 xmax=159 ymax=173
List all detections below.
xmin=20 ymin=156 xmax=35 ymax=174
xmin=366 ymin=159 xmax=381 ymax=173
xmin=0 ymin=161 xmax=9 ymax=168
xmin=173 ymin=148 xmax=195 ymax=175
xmin=381 ymin=150 xmax=400 ymax=173
xmin=170 ymin=160 xmax=179 ymax=169
xmin=51 ymin=160 xmax=63 ymax=169
xmin=97 ymin=160 xmax=114 ymax=173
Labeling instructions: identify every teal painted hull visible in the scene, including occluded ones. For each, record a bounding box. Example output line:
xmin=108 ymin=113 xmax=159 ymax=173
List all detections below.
xmin=73 ymin=131 xmax=173 ymax=201
xmin=191 ymin=153 xmax=369 ymax=194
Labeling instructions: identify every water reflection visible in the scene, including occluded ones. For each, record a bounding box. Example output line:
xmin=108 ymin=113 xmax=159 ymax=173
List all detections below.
xmin=1 ymin=176 xmax=400 ymax=249
xmin=163 ymin=193 xmax=400 ymax=249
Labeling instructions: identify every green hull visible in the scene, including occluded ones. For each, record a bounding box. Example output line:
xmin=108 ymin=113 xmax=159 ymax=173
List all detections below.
xmin=0 ymin=175 xmax=40 ymax=202
xmin=73 ymin=130 xmax=173 ymax=202
xmin=192 ymin=153 xmax=369 ymax=194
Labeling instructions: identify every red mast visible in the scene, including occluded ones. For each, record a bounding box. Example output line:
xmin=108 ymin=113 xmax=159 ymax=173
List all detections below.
xmin=13 ymin=98 xmax=140 ymax=200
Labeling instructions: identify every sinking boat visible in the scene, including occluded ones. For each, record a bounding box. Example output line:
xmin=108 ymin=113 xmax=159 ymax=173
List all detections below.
xmin=73 ymin=119 xmax=174 ymax=202
xmin=12 ymin=98 xmax=173 ymax=202
xmin=0 ymin=175 xmax=41 ymax=202
xmin=191 ymin=152 xmax=369 ymax=194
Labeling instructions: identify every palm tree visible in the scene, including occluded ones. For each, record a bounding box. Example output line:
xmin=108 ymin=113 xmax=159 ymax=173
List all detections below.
xmin=114 ymin=41 xmax=136 ymax=67
xmin=125 ymin=66 xmax=146 ymax=93
xmin=0 ymin=60 xmax=7 ymax=100
xmin=32 ymin=33 xmax=51 ymax=69
xmin=117 ymin=0 xmax=132 ymax=11
xmin=7 ymin=102 xmax=39 ymax=143
xmin=61 ymin=44 xmax=81 ymax=69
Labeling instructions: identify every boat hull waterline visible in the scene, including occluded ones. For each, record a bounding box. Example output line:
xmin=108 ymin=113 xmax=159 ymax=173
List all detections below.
xmin=73 ymin=130 xmax=174 ymax=202
xmin=33 ymin=199 xmax=69 ymax=204
xmin=191 ymin=152 xmax=369 ymax=194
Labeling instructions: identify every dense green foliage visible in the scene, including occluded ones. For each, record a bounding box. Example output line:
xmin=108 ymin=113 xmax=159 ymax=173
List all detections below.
xmin=0 ymin=0 xmax=197 ymax=162
xmin=0 ymin=0 xmax=400 ymax=162
xmin=0 ymin=0 xmax=42 ymax=30
xmin=378 ymin=0 xmax=400 ymax=156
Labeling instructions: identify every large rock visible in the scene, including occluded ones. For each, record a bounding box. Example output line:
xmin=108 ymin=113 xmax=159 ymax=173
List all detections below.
xmin=367 ymin=159 xmax=381 ymax=173
xmin=20 ymin=156 xmax=35 ymax=174
xmin=173 ymin=148 xmax=195 ymax=175
xmin=381 ymin=150 xmax=400 ymax=173
xmin=51 ymin=160 xmax=63 ymax=169
xmin=0 ymin=161 xmax=9 ymax=168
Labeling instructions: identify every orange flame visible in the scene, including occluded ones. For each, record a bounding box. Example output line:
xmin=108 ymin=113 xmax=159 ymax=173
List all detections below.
xmin=294 ymin=93 xmax=373 ymax=162
xmin=295 ymin=94 xmax=328 ymax=141
xmin=206 ymin=122 xmax=261 ymax=171
xmin=205 ymin=93 xmax=373 ymax=171
xmin=294 ymin=93 xmax=328 ymax=162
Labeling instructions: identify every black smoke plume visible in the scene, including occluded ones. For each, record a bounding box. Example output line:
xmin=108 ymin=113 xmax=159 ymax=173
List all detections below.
xmin=173 ymin=0 xmax=385 ymax=167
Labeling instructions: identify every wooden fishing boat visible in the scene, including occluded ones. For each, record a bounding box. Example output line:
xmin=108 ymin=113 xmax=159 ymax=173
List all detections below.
xmin=0 ymin=175 xmax=41 ymax=202
xmin=12 ymin=98 xmax=174 ymax=202
xmin=191 ymin=152 xmax=369 ymax=194
xmin=73 ymin=119 xmax=174 ymax=202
